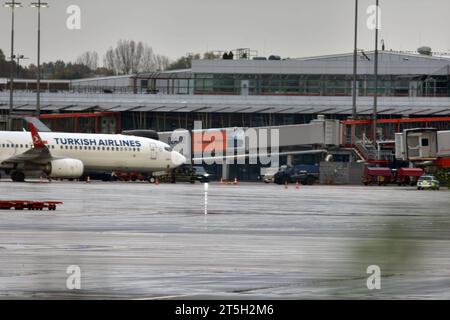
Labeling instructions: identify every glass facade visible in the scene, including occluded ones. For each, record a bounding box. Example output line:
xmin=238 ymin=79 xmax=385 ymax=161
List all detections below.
xmin=193 ymin=74 xmax=450 ymax=97
xmin=120 ymin=111 xmax=328 ymax=132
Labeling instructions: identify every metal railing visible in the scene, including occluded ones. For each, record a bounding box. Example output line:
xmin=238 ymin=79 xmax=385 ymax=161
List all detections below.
xmin=354 ymin=138 xmax=395 ymax=163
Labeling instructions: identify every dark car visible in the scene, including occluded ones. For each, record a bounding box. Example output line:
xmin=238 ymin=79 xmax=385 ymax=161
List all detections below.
xmin=274 ymin=164 xmax=320 ymax=185
xmin=162 ymin=165 xmax=211 ymax=184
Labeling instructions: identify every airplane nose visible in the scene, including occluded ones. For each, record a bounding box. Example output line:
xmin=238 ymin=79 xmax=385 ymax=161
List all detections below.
xmin=171 ymin=151 xmax=187 ymax=167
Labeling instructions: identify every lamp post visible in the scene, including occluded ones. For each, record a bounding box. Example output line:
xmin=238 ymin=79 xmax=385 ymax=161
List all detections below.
xmin=13 ymin=54 xmax=29 ymax=77
xmin=373 ymin=0 xmax=380 ymax=157
xmin=352 ymin=0 xmax=359 ymax=119
xmin=3 ymin=1 xmax=22 ymax=131
xmin=30 ymin=1 xmax=49 ymax=118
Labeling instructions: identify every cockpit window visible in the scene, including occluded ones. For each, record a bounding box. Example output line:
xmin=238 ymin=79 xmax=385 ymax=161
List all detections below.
xmin=164 ymin=146 xmax=172 ymax=152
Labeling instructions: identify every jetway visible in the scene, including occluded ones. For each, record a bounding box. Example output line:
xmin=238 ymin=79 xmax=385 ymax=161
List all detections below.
xmin=158 ymin=116 xmax=342 ymax=158
xmin=158 ymin=117 xmax=343 ymax=181
xmin=395 ymin=128 xmax=450 ymax=163
xmin=438 ymin=131 xmax=450 ymax=157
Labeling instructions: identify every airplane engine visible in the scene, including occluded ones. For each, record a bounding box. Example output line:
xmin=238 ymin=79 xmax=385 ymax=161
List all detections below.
xmin=44 ymin=159 xmax=84 ymax=178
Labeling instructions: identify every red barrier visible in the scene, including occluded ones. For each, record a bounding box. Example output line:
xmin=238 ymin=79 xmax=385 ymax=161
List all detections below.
xmin=0 ymin=201 xmax=63 ymax=211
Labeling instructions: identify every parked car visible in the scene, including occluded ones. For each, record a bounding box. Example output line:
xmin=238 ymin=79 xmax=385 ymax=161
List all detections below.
xmin=417 ymin=175 xmax=440 ymax=190
xmin=159 ymin=165 xmax=211 ymax=184
xmin=274 ymin=164 xmax=320 ymax=185
xmin=260 ymin=167 xmax=279 ymax=183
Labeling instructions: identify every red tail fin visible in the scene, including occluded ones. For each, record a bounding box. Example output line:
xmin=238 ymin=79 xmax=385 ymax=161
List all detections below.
xmin=29 ymin=123 xmax=46 ymax=148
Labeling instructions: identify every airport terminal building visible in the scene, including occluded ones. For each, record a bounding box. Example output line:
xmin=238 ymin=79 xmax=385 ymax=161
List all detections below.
xmin=2 ymin=50 xmax=450 ymax=130
xmin=1 ymin=50 xmax=450 ymax=180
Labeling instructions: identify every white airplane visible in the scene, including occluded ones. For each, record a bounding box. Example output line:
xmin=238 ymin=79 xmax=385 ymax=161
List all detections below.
xmin=0 ymin=123 xmax=186 ymax=182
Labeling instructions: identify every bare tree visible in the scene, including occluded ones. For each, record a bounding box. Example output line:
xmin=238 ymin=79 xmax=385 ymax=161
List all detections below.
xmin=76 ymin=51 xmax=99 ymax=70
xmin=103 ymin=40 xmax=171 ymax=74
xmin=104 ymin=48 xmax=116 ymax=73
xmin=140 ymin=45 xmax=156 ymax=72
xmin=154 ymin=54 xmax=171 ymax=71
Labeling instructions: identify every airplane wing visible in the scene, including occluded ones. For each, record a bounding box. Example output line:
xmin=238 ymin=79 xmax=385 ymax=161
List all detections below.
xmin=1 ymin=123 xmax=53 ymax=165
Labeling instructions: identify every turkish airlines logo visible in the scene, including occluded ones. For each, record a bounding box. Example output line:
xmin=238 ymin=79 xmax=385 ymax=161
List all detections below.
xmin=31 ymin=132 xmax=47 ymax=147
xmin=33 ymin=135 xmax=41 ymax=145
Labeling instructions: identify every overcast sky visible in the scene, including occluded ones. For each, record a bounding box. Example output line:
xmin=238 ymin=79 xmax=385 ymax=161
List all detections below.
xmin=1 ymin=0 xmax=450 ymax=66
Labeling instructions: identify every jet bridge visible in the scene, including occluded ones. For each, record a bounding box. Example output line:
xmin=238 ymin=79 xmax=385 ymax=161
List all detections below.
xmin=158 ymin=116 xmax=343 ymax=180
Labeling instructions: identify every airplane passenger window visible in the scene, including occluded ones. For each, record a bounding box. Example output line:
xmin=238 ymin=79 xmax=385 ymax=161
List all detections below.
xmin=61 ymin=146 xmax=64 ymax=149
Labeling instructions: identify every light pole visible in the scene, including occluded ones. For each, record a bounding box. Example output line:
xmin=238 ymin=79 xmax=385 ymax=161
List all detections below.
xmin=352 ymin=0 xmax=359 ymax=119
xmin=373 ymin=0 xmax=380 ymax=157
xmin=13 ymin=54 xmax=29 ymax=77
xmin=30 ymin=1 xmax=49 ymax=118
xmin=4 ymin=1 xmax=22 ymax=131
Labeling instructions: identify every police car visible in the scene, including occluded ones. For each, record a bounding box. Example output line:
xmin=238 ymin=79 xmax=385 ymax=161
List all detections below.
xmin=417 ymin=175 xmax=440 ymax=190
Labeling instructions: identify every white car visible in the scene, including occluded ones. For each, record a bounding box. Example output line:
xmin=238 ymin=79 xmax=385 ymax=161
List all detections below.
xmin=261 ymin=167 xmax=280 ymax=183
xmin=417 ymin=175 xmax=440 ymax=190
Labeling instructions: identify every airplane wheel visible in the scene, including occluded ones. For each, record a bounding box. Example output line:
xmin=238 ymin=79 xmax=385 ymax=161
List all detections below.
xmin=11 ymin=171 xmax=25 ymax=183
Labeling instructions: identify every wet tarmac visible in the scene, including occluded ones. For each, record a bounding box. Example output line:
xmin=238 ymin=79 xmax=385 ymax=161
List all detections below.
xmin=0 ymin=180 xmax=449 ymax=299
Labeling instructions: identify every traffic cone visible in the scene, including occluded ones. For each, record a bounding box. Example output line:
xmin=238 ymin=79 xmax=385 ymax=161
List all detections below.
xmin=296 ymin=181 xmax=300 ymax=189
xmin=220 ymin=178 xmax=224 ymax=185
xmin=86 ymin=176 xmax=91 ymax=183
xmin=233 ymin=178 xmax=238 ymax=185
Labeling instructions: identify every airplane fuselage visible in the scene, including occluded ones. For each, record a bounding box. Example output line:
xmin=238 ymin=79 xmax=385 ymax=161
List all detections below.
xmin=0 ymin=131 xmax=186 ymax=175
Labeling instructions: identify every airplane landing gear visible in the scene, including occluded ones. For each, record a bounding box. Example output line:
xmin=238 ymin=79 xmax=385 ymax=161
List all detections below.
xmin=11 ymin=171 xmax=26 ymax=183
